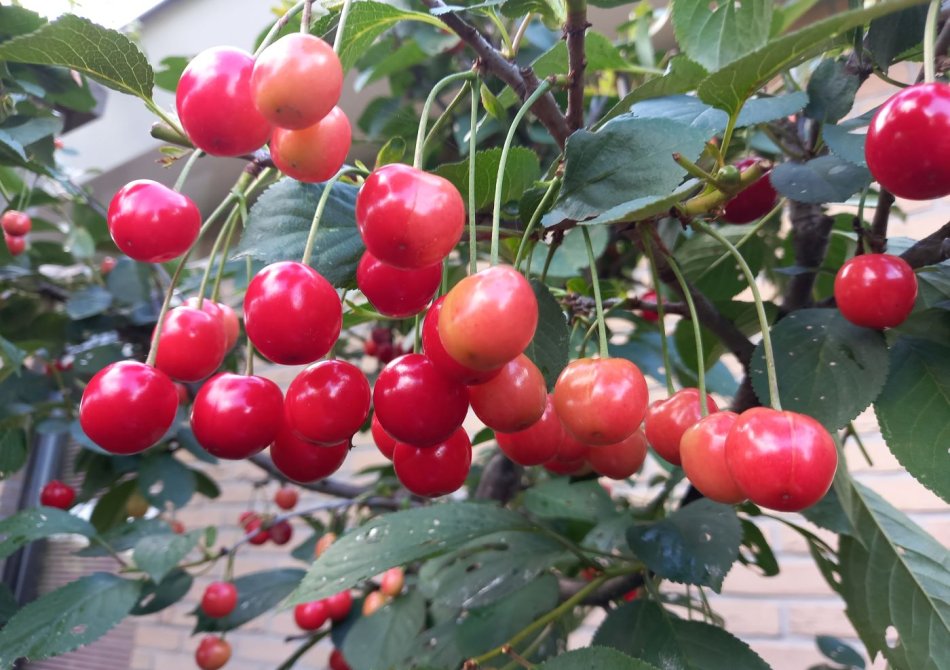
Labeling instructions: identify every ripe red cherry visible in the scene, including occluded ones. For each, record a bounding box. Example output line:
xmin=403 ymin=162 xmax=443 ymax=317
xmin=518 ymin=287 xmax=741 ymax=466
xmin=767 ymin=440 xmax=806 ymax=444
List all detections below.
xmin=270 ymin=107 xmax=351 ymax=183
xmin=201 ymin=581 xmax=238 ymax=618
xmin=725 ymin=407 xmax=837 ymax=512
xmin=4 ymin=233 xmax=25 ymax=256
xmin=639 ymin=290 xmax=659 ymax=322
xmin=195 ymin=635 xmax=231 ymax=670
xmin=373 ymin=354 xmax=469 ymax=447
xmin=325 ymin=590 xmax=353 ymax=621
xmin=244 ymin=261 xmax=342 ymax=365
xmin=107 ymin=180 xmax=201 ymax=263
xmin=191 ymin=373 xmax=283 ymax=459
xmin=553 ymin=358 xmax=649 ymax=446
xmin=1 ymin=210 xmax=31 ymax=236
xmin=644 ymin=388 xmax=720 ymax=466
xmin=422 ymin=297 xmax=502 ymax=384
xmin=356 ymin=163 xmax=464 ymax=269
xmin=379 ymin=567 xmax=404 ymax=597
xmin=543 ymin=456 xmax=589 ymax=476
xmin=557 ymin=432 xmax=590 ymax=462
xmin=371 ymin=414 xmax=398 ymax=460
xmin=170 ymin=519 xmax=186 ymax=534
xmin=154 ymin=306 xmax=227 ymax=382
xmin=722 ymin=158 xmax=778 ymax=224
xmin=40 ymin=480 xmax=75 ymax=509
xmin=495 ymin=396 xmax=564 ymax=466
xmin=469 ymin=354 xmax=546 ymax=432
xmin=587 ymin=428 xmax=648 ymax=480
xmin=680 ymin=411 xmax=745 ymax=504
xmin=393 ymin=428 xmax=472 ymax=497
xmin=270 ymin=422 xmax=349 ymax=483
xmin=100 ymin=256 xmax=117 ymax=275
xmin=251 ymin=33 xmax=343 ymax=130
xmin=329 ymin=649 xmax=351 ymax=670
xmin=284 ymin=360 xmax=371 ymax=445
xmin=183 ymin=298 xmax=240 ymax=351
xmin=439 ymin=266 xmax=538 ymax=371
xmin=176 ymin=46 xmax=272 ymax=156
xmin=79 ymin=361 xmax=178 ymax=454
xmin=357 ymin=251 xmax=442 ymax=318
xmin=274 ymin=486 xmax=298 ymax=510
xmin=834 ymin=254 xmax=918 ymax=329
xmin=865 ymin=82 xmax=950 ymax=200
xmin=294 ymin=600 xmax=329 ymax=631
xmin=269 ymin=519 xmax=293 ymax=545
xmin=244 ymin=516 xmax=270 ymax=545
xmin=362 ymin=590 xmax=387 ymax=616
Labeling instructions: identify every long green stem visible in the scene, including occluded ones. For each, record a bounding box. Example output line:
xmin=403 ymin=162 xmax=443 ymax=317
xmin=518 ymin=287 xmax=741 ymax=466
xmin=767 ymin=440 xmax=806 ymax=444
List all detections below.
xmin=704 ymin=201 xmax=782 ymax=275
xmin=924 ymin=0 xmax=941 ymax=84
xmin=245 ymin=257 xmax=255 ymax=376
xmin=666 ymin=255 xmax=707 ymax=416
xmin=333 ymin=0 xmax=354 ymax=53
xmin=468 ymin=77 xmax=480 ymax=275
xmin=695 ymin=220 xmax=781 ymax=410
xmin=196 ymin=205 xmax=241 ymax=307
xmin=642 ymin=232 xmax=675 ymax=396
xmin=301 ymin=167 xmax=362 ymax=266
xmin=423 ymin=80 xmax=471 ymax=155
xmin=210 ymin=214 xmax=240 ymax=303
xmin=173 ymin=150 xmax=203 ymax=192
xmin=414 ymin=72 xmax=476 ymax=169
xmin=582 ymin=227 xmax=609 ymax=358
xmin=540 ymin=236 xmax=560 ymax=284
xmin=719 ymin=111 xmax=739 ymax=159
xmin=145 ymin=99 xmax=186 ymax=139
xmin=514 ymin=178 xmax=560 ymax=272
xmin=491 ymin=80 xmax=552 ymax=265
xmin=255 ymin=0 xmax=306 ymax=56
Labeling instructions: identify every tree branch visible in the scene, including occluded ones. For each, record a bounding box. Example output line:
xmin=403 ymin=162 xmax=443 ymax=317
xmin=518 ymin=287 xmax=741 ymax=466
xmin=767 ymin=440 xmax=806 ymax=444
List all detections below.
xmin=867 ymin=188 xmax=895 ymax=254
xmin=474 ymin=452 xmax=523 ymax=503
xmin=781 ymin=200 xmax=835 ymax=314
xmin=564 ymin=0 xmax=590 ymax=131
xmin=558 ymin=572 xmax=643 ymax=605
xmin=900 ymin=221 xmax=950 ymax=268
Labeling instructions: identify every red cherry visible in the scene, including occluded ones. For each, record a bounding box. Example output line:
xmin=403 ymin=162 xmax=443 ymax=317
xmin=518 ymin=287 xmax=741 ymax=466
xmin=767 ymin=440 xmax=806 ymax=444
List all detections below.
xmin=191 ymin=373 xmax=283 ymax=459
xmin=154 ymin=306 xmax=227 ymax=382
xmin=680 ymin=411 xmax=745 ymax=504
xmin=4 ymin=233 xmax=25 ymax=256
xmin=356 ymin=163 xmax=464 ymax=269
xmin=371 ymin=327 xmax=393 ymax=345
xmin=270 ymin=422 xmax=349 ymax=483
xmin=725 ymin=407 xmax=837 ymax=512
xmin=543 ymin=456 xmax=589 ymax=476
xmin=40 ymin=480 xmax=75 ymax=509
xmin=469 ymin=354 xmax=546 ymax=432
xmin=364 ymin=339 xmax=379 ymax=357
xmin=362 ymin=590 xmax=387 ymax=616
xmin=495 ymin=396 xmax=564 ymax=466
xmin=553 ymin=358 xmax=649 ymax=446
xmin=379 ymin=567 xmax=404 ymax=597
xmin=422 ymin=297 xmax=502 ymax=384
xmin=373 ymin=354 xmax=469 ymax=447
xmin=217 ymin=303 xmax=240 ymax=351
xmin=79 ymin=361 xmax=178 ymax=455
xmin=357 ymin=251 xmax=442 ymax=318
xmin=371 ymin=414 xmax=398 ymax=460
xmin=244 ymin=516 xmax=270 ymax=545
xmin=1 ymin=210 xmax=31 ymax=236
xmin=175 ymin=383 xmax=190 ymax=405
xmin=294 ymin=600 xmax=330 ymax=630
xmin=171 ymin=519 xmax=186 ymax=534
xmin=100 ymin=256 xmax=117 ymax=274
xmin=722 ymin=158 xmax=778 ymax=224
xmin=244 ymin=261 xmax=342 ymax=365
xmin=834 ymin=254 xmax=918 ymax=329
xmin=438 ymin=266 xmax=538 ymax=371
xmin=639 ymin=290 xmax=659 ymax=322
xmin=238 ymin=511 xmax=257 ymax=528
xmin=274 ymin=486 xmax=298 ymax=510
xmin=270 ymin=107 xmax=351 ymax=183
xmin=587 ymin=428 xmax=648 ymax=480
xmin=329 ymin=649 xmax=351 ymax=670
xmin=644 ymin=388 xmax=719 ymax=466
xmin=269 ymin=519 xmax=293 ymax=545
xmin=176 ymin=46 xmax=272 ymax=157
xmin=195 ymin=635 xmax=231 ymax=670
xmin=284 ymin=360 xmax=371 ymax=445
xmin=201 ymin=581 xmax=238 ymax=618
xmin=865 ymin=82 xmax=950 ymax=200
xmin=557 ymin=432 xmax=591 ymax=462
xmin=251 ymin=33 xmax=343 ymax=130
xmin=325 ymin=590 xmax=353 ymax=621
xmin=393 ymin=428 xmax=472 ymax=497
xmin=107 ymin=180 xmax=201 ymax=263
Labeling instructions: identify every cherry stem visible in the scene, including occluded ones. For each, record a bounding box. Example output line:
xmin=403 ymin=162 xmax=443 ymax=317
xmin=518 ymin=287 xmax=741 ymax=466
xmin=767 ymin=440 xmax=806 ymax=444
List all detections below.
xmin=492 ymin=80 xmax=553 ymax=266
xmin=719 ymin=111 xmax=739 ymax=158
xmin=703 ymin=200 xmax=782 ymax=276
xmin=673 ymin=153 xmax=733 ymax=192
xmin=212 ymin=168 xmax=273 ymax=302
xmin=468 ymin=76 xmax=480 ymax=275
xmin=507 ymin=13 xmax=534 ymax=59
xmin=925 ymin=0 xmax=940 ymax=84
xmin=301 ymin=167 xmax=362 ymax=266
xmin=414 ymin=71 xmax=476 ymax=169
xmin=333 ymin=0 xmax=354 ymax=53
xmin=256 ymin=0 xmax=306 ymax=56
xmin=694 ymin=220 xmax=781 ymax=410
xmin=424 ymin=80 xmax=472 ymax=155
xmin=642 ymin=231 xmax=676 ymax=396
xmin=846 ymin=422 xmax=874 ymax=467
xmin=144 ymin=99 xmax=186 ymax=139
xmin=197 ymin=205 xmax=241 ymax=309
xmin=172 ymin=149 xmax=203 ymax=193
xmin=665 ymin=254 xmax=708 ymax=417
xmin=539 ymin=234 xmax=561 ymax=284
xmin=581 ymin=226 xmax=609 ymax=359
xmin=514 ymin=178 xmax=560 ymax=272
xmin=245 ymin=257 xmax=255 ymax=376
xmin=300 ymin=0 xmax=312 ymax=32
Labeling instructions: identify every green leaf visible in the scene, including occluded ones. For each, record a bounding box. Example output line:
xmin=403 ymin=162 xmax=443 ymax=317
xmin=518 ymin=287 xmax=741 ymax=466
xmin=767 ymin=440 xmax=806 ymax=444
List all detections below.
xmin=545 ymin=117 xmax=707 ymax=223
xmin=132 ymin=531 xmax=200 ymax=583
xmin=836 ymin=479 xmax=950 ymax=670
xmin=433 ymin=147 xmax=540 ymax=212
xmin=770 ymin=155 xmax=871 ymax=204
xmin=89 ymin=478 xmax=137 ymax=533
xmin=0 ymin=507 xmax=97 ymax=560
xmin=0 ymin=14 xmax=153 ymax=100
xmin=597 ymin=56 xmax=708 ymax=128
xmin=341 ymin=591 xmax=426 ymax=670
xmin=0 ymin=584 xmax=16 ymax=626
xmin=594 ymin=599 xmax=772 ymax=669
xmin=873 ymin=336 xmax=950 ymax=503
xmin=0 ymin=6 xmax=45 ymax=39
xmin=531 ymin=226 xmax=608 ymax=278
xmin=193 ymin=468 xmax=221 ymax=499
xmin=672 ymin=0 xmax=772 ymax=72
xmin=0 ymin=427 xmax=27 ymax=477
xmin=78 ymin=518 xmax=171 ymax=556
xmin=823 ymin=124 xmax=866 ymax=167
xmin=801 ymin=485 xmax=854 ymax=536
xmin=235 ymin=177 xmax=363 ymax=288
xmin=750 ymin=309 xmax=889 ymax=431
xmin=805 ymin=59 xmax=860 ymax=124
xmin=524 ymin=280 xmax=569 ymax=390
xmin=500 ymin=0 xmax=565 ymax=26
xmin=153 ymin=55 xmax=188 ymax=93
xmin=816 ymin=635 xmax=866 ymax=669
xmin=375 ymin=136 xmax=406 ymax=167
xmin=697 ymin=0 xmax=928 ymax=115
xmin=626 ymin=499 xmax=741 ymax=592
xmin=523 ymin=478 xmax=616 ymax=523
xmin=65 ymin=285 xmax=113 ymax=320
xmin=193 ymin=568 xmax=305 ymax=633
xmin=866 ymin=5 xmax=928 ymax=68
xmin=138 ymin=452 xmax=196 ymax=509
xmin=536 ymin=647 xmax=660 ymax=669
xmin=289 ymin=503 xmax=533 ymax=604
xmin=674 ymin=300 xmax=777 ymax=373
xmin=480 ymin=82 xmax=506 ymax=121
xmin=131 ymin=568 xmax=193 ymax=616
xmin=677 ymin=225 xmax=767 ymax=301
xmin=575 ymin=180 xmax=701 ymax=227
xmin=0 ymin=573 xmax=141 ymax=666
xmin=738 ymin=519 xmax=779 ymax=577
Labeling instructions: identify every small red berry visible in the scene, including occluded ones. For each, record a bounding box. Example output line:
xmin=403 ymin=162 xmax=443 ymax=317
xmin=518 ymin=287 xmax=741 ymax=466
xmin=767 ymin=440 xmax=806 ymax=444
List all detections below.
xmin=40 ymin=480 xmax=75 ymax=509
xmin=201 ymin=581 xmax=238 ymax=618
xmin=294 ymin=600 xmax=330 ymax=630
xmin=195 ymin=635 xmax=231 ymax=670
xmin=274 ymin=486 xmax=298 ymax=510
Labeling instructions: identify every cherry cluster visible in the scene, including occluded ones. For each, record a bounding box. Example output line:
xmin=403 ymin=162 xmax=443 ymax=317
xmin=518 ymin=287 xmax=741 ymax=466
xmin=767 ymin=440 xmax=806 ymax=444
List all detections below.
xmin=1 ymin=209 xmax=31 ymax=256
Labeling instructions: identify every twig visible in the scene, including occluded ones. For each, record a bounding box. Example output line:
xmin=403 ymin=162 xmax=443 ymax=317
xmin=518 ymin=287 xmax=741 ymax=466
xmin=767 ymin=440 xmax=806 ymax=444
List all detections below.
xmin=867 ymin=188 xmax=895 ymax=254
xmin=900 ymin=221 xmax=950 ymax=268
xmin=564 ymin=0 xmax=590 ymax=131
xmin=781 ymin=201 xmax=835 ymax=314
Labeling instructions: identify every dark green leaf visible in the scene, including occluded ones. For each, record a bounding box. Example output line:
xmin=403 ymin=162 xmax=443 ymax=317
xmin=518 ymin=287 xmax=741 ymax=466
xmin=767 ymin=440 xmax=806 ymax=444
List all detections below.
xmin=375 ymin=136 xmax=406 ymax=167
xmin=530 ymin=226 xmax=608 ymax=278
xmin=866 ymin=6 xmax=927 ymax=68
xmin=574 ymin=180 xmax=701 ymax=227
xmin=738 ymin=519 xmax=779 ymax=577
xmin=90 ymin=478 xmax=137 ymax=533
xmin=0 ymin=427 xmax=27 ymax=477
xmin=193 ymin=569 xmax=305 ymax=633
xmin=153 ymin=55 xmax=188 ymax=93
xmin=678 ymin=225 xmax=767 ymax=301
xmin=131 ymin=568 xmax=193 ymax=616
xmin=626 ymin=499 xmax=741 ymax=592
xmin=433 ymin=147 xmax=540 ymax=212
xmin=770 ymin=155 xmax=871 ymax=204
xmin=105 ymin=257 xmax=152 ymax=307
xmin=0 ymin=583 xmax=16 ymax=625
xmin=65 ymin=285 xmax=113 ymax=320
xmin=672 ymin=0 xmax=772 ymax=72
xmin=674 ymin=301 xmax=777 ymax=373
xmin=823 ymin=124 xmax=867 ymax=167
xmin=805 ymin=59 xmax=860 ymax=124
xmin=874 ymin=336 xmax=950 ymax=503
xmin=78 ymin=518 xmax=171 ymax=556
xmin=816 ymin=635 xmax=866 ymax=669
xmin=139 ymin=452 xmax=196 ymax=509
xmin=736 ymin=91 xmax=810 ymax=127
xmin=480 ymin=82 xmax=506 ymax=121
xmin=500 ymin=0 xmax=565 ymax=26
xmin=524 ymin=280 xmax=569 ymax=389
xmin=132 ymin=531 xmax=200 ymax=583
xmin=0 ymin=573 xmax=141 ymax=666
xmin=0 ymin=335 xmax=27 ymax=383
xmin=341 ymin=591 xmax=426 ymax=670
xmin=750 ymin=309 xmax=889 ymax=430
xmin=0 ymin=6 xmax=45 ymax=39
xmin=536 ymin=647 xmax=660 ymax=669
xmin=192 ymin=468 xmax=221 ymax=499
xmin=597 ymin=56 xmax=708 ymax=128
xmin=801 ymin=485 xmax=854 ymax=535
xmin=523 ymin=478 xmax=616 ymax=523
xmin=0 ymin=507 xmax=97 ymax=560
